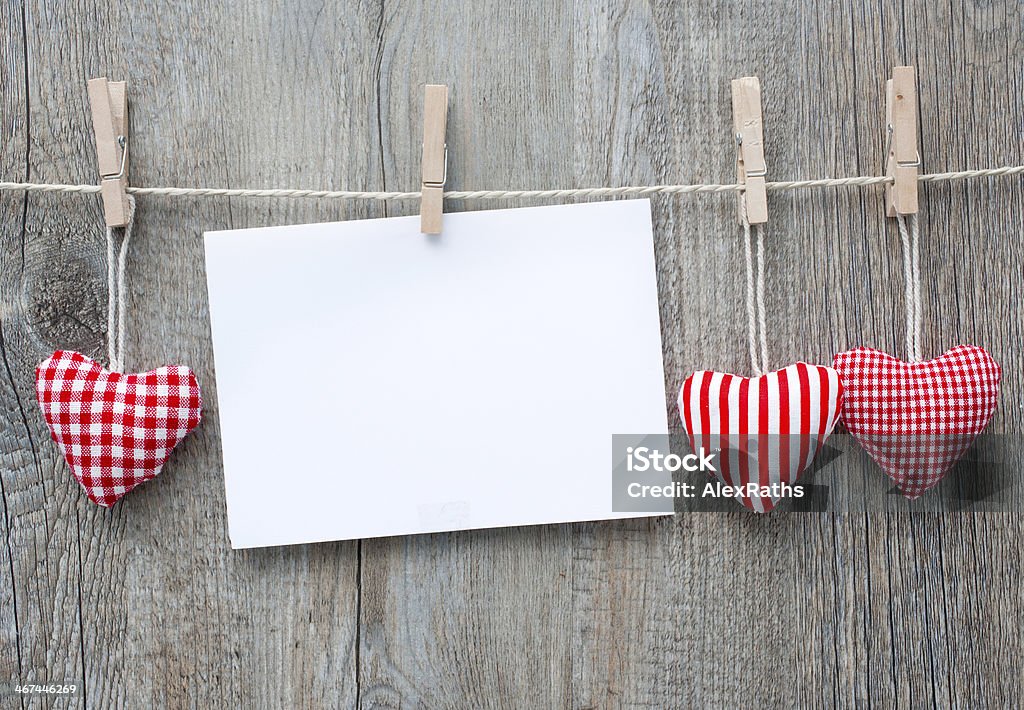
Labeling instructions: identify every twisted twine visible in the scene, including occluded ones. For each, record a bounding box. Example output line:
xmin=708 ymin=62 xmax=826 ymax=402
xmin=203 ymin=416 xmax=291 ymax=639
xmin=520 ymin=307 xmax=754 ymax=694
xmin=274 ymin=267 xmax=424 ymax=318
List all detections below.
xmin=896 ymin=213 xmax=923 ymax=362
xmin=740 ymin=198 xmax=769 ymax=376
xmin=105 ymin=195 xmax=136 ymax=371
xmin=1 ymin=164 xmax=1022 ymax=201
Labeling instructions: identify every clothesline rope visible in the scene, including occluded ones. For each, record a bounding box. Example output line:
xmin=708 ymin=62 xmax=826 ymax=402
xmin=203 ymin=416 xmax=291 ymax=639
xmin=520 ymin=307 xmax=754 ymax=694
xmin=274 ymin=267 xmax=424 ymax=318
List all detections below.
xmin=0 ymin=165 xmax=1022 ymax=202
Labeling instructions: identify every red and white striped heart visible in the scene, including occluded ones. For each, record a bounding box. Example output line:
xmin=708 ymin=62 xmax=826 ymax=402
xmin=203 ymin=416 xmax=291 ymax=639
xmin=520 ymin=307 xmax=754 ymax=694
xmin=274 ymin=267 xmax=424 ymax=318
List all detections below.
xmin=678 ymin=363 xmax=842 ymax=513
xmin=832 ymin=345 xmax=1001 ymax=499
xmin=35 ymin=350 xmax=203 ymax=507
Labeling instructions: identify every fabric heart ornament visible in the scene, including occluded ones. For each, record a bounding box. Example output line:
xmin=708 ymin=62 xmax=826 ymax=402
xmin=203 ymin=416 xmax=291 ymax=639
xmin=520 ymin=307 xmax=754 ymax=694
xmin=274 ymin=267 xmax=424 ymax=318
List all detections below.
xmin=832 ymin=344 xmax=1001 ymax=499
xmin=678 ymin=363 xmax=842 ymax=513
xmin=35 ymin=350 xmax=202 ymax=507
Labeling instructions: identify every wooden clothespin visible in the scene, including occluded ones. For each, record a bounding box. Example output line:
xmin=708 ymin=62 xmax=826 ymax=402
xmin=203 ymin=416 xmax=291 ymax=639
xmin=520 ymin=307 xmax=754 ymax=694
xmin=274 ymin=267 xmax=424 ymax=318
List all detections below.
xmin=421 ymin=84 xmax=448 ymax=234
xmin=731 ymin=76 xmax=768 ymax=224
xmin=87 ymin=77 xmax=130 ymax=227
xmin=884 ymin=66 xmax=919 ymax=216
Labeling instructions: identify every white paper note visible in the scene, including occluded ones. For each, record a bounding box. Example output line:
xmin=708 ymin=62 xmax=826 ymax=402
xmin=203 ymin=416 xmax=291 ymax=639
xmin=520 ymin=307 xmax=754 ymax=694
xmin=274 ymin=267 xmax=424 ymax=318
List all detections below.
xmin=204 ymin=200 xmax=668 ymax=548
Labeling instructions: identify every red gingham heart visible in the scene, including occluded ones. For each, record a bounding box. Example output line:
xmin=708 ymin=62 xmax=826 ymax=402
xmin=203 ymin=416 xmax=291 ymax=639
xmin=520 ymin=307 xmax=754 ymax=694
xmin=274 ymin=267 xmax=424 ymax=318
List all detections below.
xmin=35 ymin=350 xmax=202 ymax=507
xmin=678 ymin=363 xmax=842 ymax=513
xmin=832 ymin=345 xmax=1001 ymax=499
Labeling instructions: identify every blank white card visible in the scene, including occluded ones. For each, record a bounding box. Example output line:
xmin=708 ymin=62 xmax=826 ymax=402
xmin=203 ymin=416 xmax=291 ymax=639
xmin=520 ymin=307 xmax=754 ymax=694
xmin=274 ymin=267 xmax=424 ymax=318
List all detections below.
xmin=204 ymin=200 xmax=668 ymax=548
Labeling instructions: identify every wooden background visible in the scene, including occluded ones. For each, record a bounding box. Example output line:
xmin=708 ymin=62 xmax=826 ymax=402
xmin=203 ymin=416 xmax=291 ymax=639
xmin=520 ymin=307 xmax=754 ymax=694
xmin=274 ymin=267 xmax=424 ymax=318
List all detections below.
xmin=1 ymin=1 xmax=1022 ymax=707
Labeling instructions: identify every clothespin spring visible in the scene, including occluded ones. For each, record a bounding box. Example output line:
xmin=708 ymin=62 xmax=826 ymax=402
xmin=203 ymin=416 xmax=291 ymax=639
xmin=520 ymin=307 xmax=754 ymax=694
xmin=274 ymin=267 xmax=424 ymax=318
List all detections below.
xmin=103 ymin=136 xmax=128 ymax=181
xmin=883 ymin=124 xmax=920 ymax=175
xmin=423 ymin=144 xmax=448 ymax=191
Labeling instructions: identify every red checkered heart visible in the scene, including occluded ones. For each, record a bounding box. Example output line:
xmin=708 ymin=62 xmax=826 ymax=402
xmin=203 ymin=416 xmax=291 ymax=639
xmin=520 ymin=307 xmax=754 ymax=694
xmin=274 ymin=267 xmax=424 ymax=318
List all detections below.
xmin=35 ymin=350 xmax=202 ymax=507
xmin=833 ymin=345 xmax=1001 ymax=499
xmin=678 ymin=363 xmax=842 ymax=513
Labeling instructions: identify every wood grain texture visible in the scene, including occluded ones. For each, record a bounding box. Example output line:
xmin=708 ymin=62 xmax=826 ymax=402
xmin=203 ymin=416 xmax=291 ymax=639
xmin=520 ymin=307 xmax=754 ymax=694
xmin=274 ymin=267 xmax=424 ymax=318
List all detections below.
xmin=1 ymin=0 xmax=1022 ymax=707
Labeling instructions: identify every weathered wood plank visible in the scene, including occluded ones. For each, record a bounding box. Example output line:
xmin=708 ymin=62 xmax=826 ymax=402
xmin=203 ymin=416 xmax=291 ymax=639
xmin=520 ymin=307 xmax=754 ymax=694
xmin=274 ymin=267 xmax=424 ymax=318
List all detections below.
xmin=1 ymin=1 xmax=386 ymax=707
xmin=892 ymin=3 xmax=1024 ymax=706
xmin=1 ymin=2 xmax=94 ymax=707
xmin=0 ymin=0 xmax=38 ymax=703
xmin=358 ymin=2 xmax=578 ymax=707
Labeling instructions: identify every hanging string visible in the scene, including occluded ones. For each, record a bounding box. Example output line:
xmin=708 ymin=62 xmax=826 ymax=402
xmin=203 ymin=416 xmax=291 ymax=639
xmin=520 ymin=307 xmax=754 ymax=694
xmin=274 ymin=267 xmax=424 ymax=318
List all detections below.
xmin=105 ymin=195 xmax=137 ymax=371
xmin=755 ymin=222 xmax=769 ymax=374
xmin=0 ymin=164 xmax=1022 ymax=202
xmin=896 ymin=212 xmax=922 ymax=362
xmin=741 ymin=197 xmax=769 ymax=376
xmin=742 ymin=209 xmax=759 ymax=375
xmin=910 ymin=213 xmax=922 ymax=360
xmin=105 ymin=219 xmax=117 ymax=368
